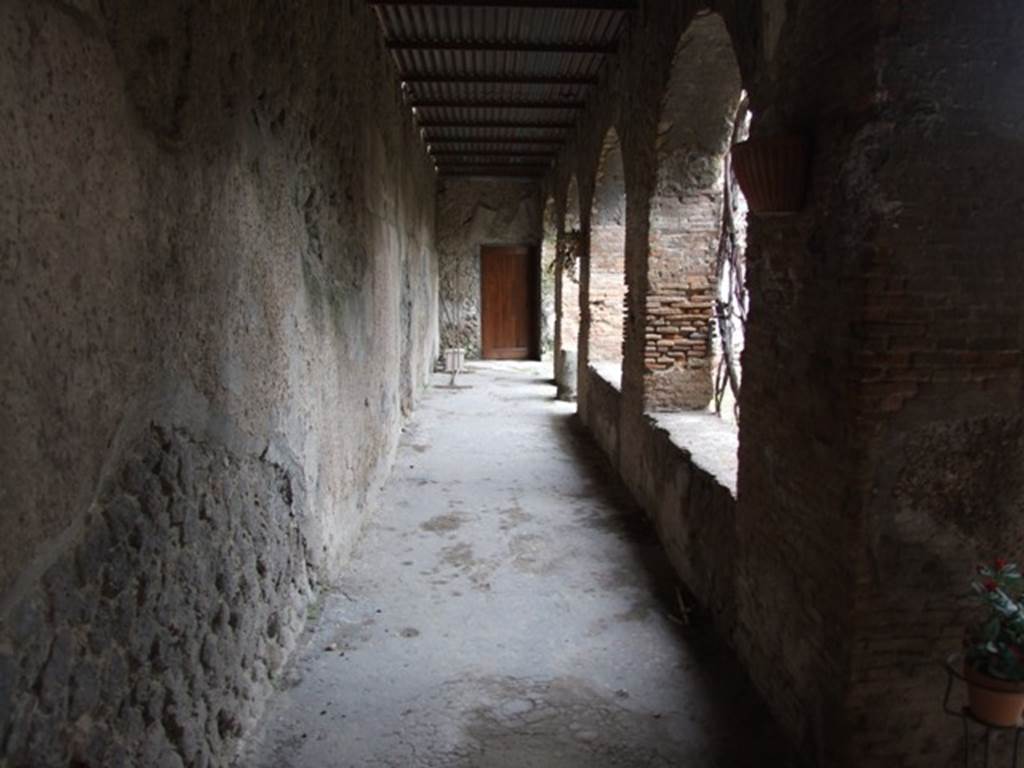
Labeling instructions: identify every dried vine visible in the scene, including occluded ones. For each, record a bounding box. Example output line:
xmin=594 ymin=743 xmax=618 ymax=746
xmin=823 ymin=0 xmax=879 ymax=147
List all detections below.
xmin=549 ymin=228 xmax=582 ymax=281
xmin=712 ymin=94 xmax=751 ymax=419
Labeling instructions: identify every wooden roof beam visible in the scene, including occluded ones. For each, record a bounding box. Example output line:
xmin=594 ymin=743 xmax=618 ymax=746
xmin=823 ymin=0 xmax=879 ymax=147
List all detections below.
xmin=401 ymin=74 xmax=599 ymax=85
xmin=418 ymin=119 xmax=573 ymax=128
xmin=371 ymin=1 xmax=633 ymax=9
xmin=411 ymin=98 xmax=584 ymax=109
xmin=424 ymin=136 xmax=564 ymax=144
xmin=386 ymin=40 xmax=617 ymax=54
xmin=436 ymin=161 xmax=557 ymax=168
xmin=432 ymin=153 xmax=561 ymax=160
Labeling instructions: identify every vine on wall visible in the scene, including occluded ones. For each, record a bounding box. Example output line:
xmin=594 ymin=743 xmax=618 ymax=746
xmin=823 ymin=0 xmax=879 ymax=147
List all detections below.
xmin=712 ymin=95 xmax=751 ymax=420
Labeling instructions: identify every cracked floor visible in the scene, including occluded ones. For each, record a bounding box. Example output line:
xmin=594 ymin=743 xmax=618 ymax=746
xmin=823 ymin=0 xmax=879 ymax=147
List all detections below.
xmin=240 ymin=363 xmax=792 ymax=768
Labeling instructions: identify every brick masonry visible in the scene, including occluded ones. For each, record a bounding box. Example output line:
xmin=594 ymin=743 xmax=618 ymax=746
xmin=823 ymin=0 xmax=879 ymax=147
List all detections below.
xmin=543 ymin=0 xmax=1024 ymax=766
xmin=586 ymin=134 xmax=628 ymax=369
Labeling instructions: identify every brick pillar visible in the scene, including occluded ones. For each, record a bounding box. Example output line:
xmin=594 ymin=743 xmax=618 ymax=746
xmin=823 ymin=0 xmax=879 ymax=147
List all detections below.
xmin=840 ymin=6 xmax=1024 ymax=765
xmin=734 ymin=6 xmax=1024 ymax=765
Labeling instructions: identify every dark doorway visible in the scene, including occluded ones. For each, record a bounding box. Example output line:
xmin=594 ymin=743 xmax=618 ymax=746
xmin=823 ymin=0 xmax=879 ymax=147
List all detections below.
xmin=480 ymin=245 xmax=539 ymax=360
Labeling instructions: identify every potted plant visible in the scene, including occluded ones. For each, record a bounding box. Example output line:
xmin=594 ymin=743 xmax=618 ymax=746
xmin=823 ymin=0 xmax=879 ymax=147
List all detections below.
xmin=964 ymin=558 xmax=1024 ymax=726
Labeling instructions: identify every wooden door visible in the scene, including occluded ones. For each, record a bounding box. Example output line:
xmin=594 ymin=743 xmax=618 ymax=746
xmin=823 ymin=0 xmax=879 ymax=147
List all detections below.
xmin=480 ymin=245 xmax=539 ymax=360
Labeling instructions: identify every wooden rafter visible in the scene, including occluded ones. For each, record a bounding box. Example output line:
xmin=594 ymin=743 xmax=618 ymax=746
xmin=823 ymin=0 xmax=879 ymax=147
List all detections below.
xmin=387 ymin=40 xmax=616 ymax=54
xmin=429 ymin=149 xmax=555 ymax=155
xmin=401 ymin=74 xmax=598 ymax=85
xmin=411 ymin=99 xmax=585 ymax=109
xmin=418 ymin=119 xmax=572 ymax=128
xmin=370 ymin=0 xmax=633 ymax=9
xmin=424 ymin=137 xmax=563 ymax=145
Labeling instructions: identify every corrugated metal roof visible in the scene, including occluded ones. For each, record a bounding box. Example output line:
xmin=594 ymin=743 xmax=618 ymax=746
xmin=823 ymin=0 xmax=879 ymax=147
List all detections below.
xmin=368 ymin=1 xmax=632 ymax=179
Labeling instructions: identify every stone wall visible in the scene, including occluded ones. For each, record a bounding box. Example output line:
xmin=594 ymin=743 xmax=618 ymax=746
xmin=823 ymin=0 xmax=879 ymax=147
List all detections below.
xmin=0 ymin=0 xmax=438 ymax=764
xmin=544 ymin=0 xmax=1024 ymax=765
xmin=436 ymin=179 xmax=542 ymax=359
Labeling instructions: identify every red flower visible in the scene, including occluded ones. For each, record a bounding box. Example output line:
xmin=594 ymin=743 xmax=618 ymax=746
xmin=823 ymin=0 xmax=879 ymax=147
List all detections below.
xmin=985 ymin=579 xmax=999 ymax=592
xmin=996 ymin=558 xmax=1008 ymax=571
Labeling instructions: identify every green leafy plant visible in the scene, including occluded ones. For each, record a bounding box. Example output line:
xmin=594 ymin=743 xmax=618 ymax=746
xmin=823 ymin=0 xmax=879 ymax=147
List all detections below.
xmin=966 ymin=558 xmax=1024 ymax=681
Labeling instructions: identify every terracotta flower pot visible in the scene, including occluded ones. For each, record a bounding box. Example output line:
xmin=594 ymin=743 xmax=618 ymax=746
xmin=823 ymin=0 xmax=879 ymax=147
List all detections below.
xmin=730 ymin=134 xmax=809 ymax=214
xmin=964 ymin=663 xmax=1024 ymax=727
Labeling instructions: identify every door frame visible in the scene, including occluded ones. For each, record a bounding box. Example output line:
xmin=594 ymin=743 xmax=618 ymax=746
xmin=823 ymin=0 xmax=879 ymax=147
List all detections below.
xmin=478 ymin=242 xmax=542 ymax=361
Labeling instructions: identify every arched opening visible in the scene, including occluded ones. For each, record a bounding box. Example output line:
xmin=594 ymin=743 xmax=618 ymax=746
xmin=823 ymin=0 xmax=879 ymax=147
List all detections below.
xmin=645 ymin=13 xmax=746 ymax=417
xmin=554 ymin=175 xmax=583 ymax=398
xmin=587 ymin=128 xmax=627 ymax=381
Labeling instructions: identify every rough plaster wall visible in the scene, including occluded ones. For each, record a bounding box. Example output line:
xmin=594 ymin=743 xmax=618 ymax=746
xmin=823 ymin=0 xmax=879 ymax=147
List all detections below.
xmin=0 ymin=0 xmax=438 ymax=764
xmin=436 ymin=179 xmax=541 ymax=358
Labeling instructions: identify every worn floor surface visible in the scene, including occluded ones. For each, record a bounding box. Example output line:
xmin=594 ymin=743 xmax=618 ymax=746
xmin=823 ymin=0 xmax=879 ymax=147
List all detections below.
xmin=240 ymin=363 xmax=791 ymax=768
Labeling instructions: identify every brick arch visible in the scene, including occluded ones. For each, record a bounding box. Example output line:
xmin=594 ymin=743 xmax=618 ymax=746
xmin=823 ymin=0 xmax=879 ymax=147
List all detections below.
xmin=585 ymin=128 xmax=627 ymax=369
xmin=642 ymin=12 xmax=744 ymax=412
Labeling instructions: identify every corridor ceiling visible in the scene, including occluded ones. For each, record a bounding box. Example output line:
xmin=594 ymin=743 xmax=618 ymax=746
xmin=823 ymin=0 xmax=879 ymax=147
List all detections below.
xmin=368 ymin=0 xmax=633 ymax=179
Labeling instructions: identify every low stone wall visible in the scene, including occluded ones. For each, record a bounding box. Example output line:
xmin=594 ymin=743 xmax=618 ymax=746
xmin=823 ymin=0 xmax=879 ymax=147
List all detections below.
xmin=620 ymin=413 xmax=739 ymax=638
xmin=578 ymin=366 xmax=622 ymax=464
xmin=579 ymin=369 xmax=741 ymax=675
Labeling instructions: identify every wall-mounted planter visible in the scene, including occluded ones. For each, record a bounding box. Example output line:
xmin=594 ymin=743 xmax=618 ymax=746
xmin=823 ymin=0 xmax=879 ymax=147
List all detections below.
xmin=731 ymin=134 xmax=809 ymax=214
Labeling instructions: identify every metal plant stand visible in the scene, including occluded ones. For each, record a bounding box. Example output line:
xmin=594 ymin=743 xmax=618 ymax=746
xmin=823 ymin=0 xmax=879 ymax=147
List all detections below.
xmin=944 ymin=654 xmax=1024 ymax=767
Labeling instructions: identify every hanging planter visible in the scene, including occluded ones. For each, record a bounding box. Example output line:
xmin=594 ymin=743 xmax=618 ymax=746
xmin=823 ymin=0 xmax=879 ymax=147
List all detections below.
xmin=731 ymin=134 xmax=809 ymax=214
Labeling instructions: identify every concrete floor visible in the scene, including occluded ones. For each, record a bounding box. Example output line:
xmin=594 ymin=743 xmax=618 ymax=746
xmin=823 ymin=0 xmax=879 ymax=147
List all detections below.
xmin=240 ymin=363 xmax=792 ymax=768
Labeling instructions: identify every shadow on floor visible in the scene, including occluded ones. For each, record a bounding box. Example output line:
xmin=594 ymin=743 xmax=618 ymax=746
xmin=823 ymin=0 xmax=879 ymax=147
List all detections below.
xmin=541 ymin=405 xmax=799 ymax=768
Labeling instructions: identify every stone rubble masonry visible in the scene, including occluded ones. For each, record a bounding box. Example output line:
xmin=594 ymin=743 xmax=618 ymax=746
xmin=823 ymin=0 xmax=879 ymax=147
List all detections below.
xmin=544 ymin=0 xmax=1024 ymax=766
xmin=2 ymin=427 xmax=313 ymax=768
